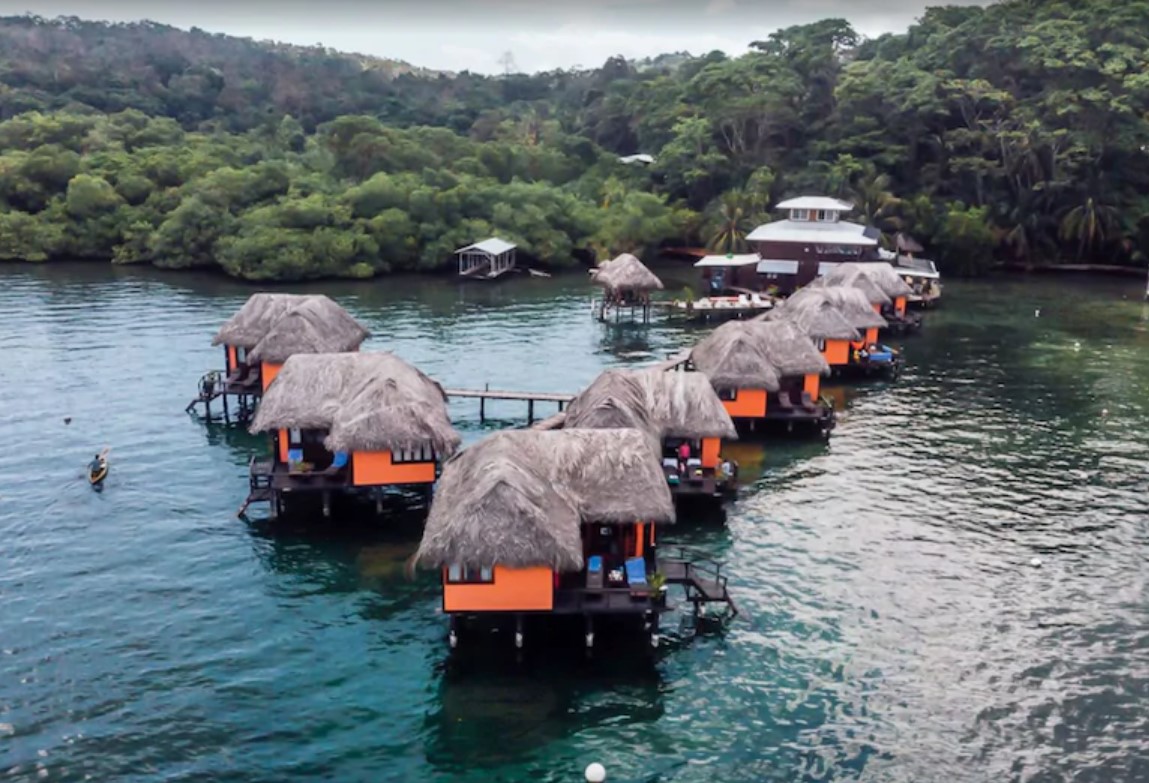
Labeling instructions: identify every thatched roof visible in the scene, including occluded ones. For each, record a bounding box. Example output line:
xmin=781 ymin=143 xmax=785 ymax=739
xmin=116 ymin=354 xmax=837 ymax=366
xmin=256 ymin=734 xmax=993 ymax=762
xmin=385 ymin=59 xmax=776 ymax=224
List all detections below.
xmin=415 ymin=429 xmax=675 ymax=571
xmin=818 ymin=266 xmax=891 ymax=305
xmin=826 ymin=262 xmax=913 ymax=299
xmin=789 ymin=286 xmax=887 ymax=330
xmin=744 ymin=321 xmax=831 ymax=377
xmin=592 ymin=253 xmax=664 ymax=293
xmin=774 ymin=296 xmax=861 ymax=341
xmin=690 ymin=321 xmax=781 ymax=391
xmin=250 ymin=352 xmax=460 ymax=457
xmin=562 ymin=370 xmax=656 ymax=435
xmin=212 ymin=293 xmax=311 ymax=348
xmin=246 ymin=295 xmax=370 ymax=363
xmin=564 ymin=368 xmax=736 ymax=441
xmin=636 ymin=369 xmax=737 ymax=439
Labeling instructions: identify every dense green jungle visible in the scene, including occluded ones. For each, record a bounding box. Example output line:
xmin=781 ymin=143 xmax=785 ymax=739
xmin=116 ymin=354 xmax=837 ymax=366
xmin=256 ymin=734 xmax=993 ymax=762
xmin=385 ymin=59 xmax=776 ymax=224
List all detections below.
xmin=1 ymin=0 xmax=1147 ymax=281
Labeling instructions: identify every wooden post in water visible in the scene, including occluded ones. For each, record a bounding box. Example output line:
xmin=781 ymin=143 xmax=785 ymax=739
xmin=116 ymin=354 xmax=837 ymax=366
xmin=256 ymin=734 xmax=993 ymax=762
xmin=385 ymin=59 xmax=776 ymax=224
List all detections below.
xmin=528 ymin=399 xmax=534 ymax=424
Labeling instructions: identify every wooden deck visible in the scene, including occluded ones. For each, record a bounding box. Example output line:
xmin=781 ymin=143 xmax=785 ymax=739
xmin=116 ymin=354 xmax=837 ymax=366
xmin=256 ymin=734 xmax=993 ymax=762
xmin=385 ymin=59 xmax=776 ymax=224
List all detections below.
xmin=185 ymin=370 xmax=260 ymax=424
xmin=552 ymin=588 xmax=658 ymax=615
xmin=249 ymin=457 xmax=350 ymax=492
xmin=665 ymin=467 xmax=735 ymax=499
xmin=662 ymin=556 xmax=738 ymax=615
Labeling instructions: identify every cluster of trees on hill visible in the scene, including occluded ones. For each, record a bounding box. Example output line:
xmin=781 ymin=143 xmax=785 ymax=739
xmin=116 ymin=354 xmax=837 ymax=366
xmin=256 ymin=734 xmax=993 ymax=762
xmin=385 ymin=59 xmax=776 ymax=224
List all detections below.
xmin=0 ymin=111 xmax=688 ymax=279
xmin=1 ymin=0 xmax=1147 ymax=280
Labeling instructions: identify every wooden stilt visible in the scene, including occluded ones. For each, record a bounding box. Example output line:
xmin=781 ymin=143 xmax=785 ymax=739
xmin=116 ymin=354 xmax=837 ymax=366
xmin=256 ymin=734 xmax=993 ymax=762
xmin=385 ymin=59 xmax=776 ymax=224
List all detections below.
xmin=223 ymin=390 xmax=230 ymax=422
xmin=322 ymin=491 xmax=331 ymax=518
xmin=527 ymin=399 xmax=534 ymax=424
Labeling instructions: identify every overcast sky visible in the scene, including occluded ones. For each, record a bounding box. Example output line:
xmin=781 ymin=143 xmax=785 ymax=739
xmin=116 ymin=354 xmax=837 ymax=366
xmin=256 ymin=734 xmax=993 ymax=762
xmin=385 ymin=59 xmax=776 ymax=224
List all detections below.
xmin=0 ymin=0 xmax=990 ymax=74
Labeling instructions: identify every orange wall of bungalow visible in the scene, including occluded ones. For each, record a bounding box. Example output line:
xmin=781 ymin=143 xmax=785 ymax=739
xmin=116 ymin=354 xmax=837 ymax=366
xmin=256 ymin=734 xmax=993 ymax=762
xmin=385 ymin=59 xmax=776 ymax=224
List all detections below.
xmin=700 ymin=437 xmax=721 ymax=469
xmin=261 ymin=361 xmax=282 ymax=391
xmin=865 ymin=327 xmax=879 ymax=344
xmin=823 ymin=339 xmax=850 ymax=366
xmin=895 ymin=296 xmax=906 ymax=317
xmin=352 ymin=451 xmax=436 ymax=486
xmin=443 ymin=566 xmax=554 ymax=612
xmin=722 ymin=388 xmax=768 ymax=419
xmin=804 ymin=373 xmax=821 ymax=398
xmin=227 ymin=346 xmax=238 ymax=372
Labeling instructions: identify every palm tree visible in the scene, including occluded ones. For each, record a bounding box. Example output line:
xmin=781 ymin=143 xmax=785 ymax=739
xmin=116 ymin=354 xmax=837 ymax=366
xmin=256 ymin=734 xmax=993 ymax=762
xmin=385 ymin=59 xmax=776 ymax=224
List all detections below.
xmin=1059 ymin=197 xmax=1119 ymax=260
xmin=812 ymin=154 xmax=865 ymax=199
xmin=707 ymin=190 xmax=752 ymax=254
xmin=850 ymin=168 xmax=903 ymax=245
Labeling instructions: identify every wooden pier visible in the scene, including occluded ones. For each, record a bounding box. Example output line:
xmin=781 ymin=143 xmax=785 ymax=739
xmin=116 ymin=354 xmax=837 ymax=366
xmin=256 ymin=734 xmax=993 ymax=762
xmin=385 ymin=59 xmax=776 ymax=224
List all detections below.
xmin=445 ymin=385 xmax=575 ymax=424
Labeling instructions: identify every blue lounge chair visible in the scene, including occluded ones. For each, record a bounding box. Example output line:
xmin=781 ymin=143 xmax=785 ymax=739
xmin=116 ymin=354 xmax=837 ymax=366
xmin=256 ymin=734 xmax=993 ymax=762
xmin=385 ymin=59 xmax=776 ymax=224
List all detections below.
xmin=586 ymin=555 xmax=604 ymax=590
xmin=625 ymin=557 xmax=649 ymax=597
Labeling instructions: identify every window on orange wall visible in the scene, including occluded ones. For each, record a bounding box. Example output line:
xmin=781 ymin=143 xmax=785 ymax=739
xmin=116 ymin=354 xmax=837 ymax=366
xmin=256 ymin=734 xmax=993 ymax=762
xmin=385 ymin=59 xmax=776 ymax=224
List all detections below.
xmin=394 ymin=444 xmax=436 ymax=464
xmin=817 ymin=339 xmax=827 ymax=351
xmin=717 ymin=387 xmax=736 ymax=401
xmin=446 ymin=564 xmax=494 ymax=584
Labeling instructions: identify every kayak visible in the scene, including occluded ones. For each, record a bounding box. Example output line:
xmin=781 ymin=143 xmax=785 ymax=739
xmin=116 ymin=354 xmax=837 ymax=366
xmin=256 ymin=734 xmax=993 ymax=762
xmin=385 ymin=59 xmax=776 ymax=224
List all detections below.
xmin=89 ymin=459 xmax=108 ymax=486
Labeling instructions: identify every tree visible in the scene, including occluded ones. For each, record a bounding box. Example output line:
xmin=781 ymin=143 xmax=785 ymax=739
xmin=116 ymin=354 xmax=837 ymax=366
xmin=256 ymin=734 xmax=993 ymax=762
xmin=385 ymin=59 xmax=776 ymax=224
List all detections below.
xmin=1059 ymin=197 xmax=1120 ymax=259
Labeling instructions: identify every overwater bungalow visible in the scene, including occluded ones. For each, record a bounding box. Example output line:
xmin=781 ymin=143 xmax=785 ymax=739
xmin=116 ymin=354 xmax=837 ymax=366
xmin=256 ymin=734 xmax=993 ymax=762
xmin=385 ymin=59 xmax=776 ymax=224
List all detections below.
xmin=414 ymin=428 xmax=736 ymax=651
xmin=822 ymin=262 xmax=922 ymax=334
xmin=591 ymin=253 xmax=664 ymax=322
xmin=562 ymin=368 xmax=739 ymax=501
xmin=772 ymin=295 xmax=861 ymax=368
xmin=242 ymin=352 xmax=460 ymax=518
xmin=688 ymin=320 xmax=834 ymax=438
xmin=783 ymin=286 xmax=900 ymax=379
xmin=189 ymin=293 xmax=369 ymax=423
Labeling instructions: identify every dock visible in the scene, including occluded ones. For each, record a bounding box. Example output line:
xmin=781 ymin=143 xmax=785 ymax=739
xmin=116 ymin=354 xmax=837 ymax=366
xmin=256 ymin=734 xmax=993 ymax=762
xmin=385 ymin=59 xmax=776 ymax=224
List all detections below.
xmin=445 ymin=385 xmax=574 ymax=424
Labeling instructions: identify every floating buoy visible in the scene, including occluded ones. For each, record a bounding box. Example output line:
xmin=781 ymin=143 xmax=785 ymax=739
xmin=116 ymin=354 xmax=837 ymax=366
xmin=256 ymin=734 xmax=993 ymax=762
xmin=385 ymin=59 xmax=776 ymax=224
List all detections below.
xmin=1034 ymin=308 xmax=1041 ymax=317
xmin=64 ymin=417 xmax=72 ymax=425
xmin=1030 ymin=557 xmax=1043 ymax=568
xmin=585 ymin=763 xmax=606 ymax=782
xmin=1102 ymin=409 xmax=1109 ymax=417
xmin=1073 ymin=341 xmax=1081 ymax=350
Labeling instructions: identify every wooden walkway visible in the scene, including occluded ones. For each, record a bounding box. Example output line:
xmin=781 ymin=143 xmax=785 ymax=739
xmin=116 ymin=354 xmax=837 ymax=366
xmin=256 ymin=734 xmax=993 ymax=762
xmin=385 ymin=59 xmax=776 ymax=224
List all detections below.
xmin=444 ymin=388 xmax=574 ymax=403
xmin=445 ymin=386 xmax=574 ymax=424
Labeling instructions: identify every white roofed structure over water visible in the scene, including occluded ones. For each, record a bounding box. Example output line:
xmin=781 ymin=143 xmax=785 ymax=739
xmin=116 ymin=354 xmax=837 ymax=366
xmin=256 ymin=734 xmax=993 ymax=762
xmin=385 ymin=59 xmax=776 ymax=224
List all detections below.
xmin=456 ymin=237 xmax=518 ymax=280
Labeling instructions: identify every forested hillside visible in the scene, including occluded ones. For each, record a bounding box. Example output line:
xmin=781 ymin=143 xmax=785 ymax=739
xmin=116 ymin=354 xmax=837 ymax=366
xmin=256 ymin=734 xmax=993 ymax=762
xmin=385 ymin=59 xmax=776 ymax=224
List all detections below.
xmin=1 ymin=1 xmax=1147 ymax=281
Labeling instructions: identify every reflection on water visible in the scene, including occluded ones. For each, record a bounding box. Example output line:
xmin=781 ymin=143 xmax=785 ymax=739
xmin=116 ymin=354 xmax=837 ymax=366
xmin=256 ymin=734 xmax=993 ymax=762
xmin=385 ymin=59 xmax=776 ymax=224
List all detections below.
xmin=1 ymin=263 xmax=1148 ymax=782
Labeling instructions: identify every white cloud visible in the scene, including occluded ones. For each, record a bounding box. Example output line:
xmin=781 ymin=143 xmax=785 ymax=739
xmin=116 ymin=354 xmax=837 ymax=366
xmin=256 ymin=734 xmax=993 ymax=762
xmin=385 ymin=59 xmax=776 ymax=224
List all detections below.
xmin=0 ymin=0 xmax=991 ymax=74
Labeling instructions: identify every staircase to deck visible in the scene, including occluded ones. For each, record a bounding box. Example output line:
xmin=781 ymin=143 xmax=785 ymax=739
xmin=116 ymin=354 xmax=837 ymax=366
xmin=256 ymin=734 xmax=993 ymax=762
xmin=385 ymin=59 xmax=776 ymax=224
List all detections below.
xmin=237 ymin=456 xmax=274 ymax=517
xmin=660 ymin=546 xmax=739 ymax=618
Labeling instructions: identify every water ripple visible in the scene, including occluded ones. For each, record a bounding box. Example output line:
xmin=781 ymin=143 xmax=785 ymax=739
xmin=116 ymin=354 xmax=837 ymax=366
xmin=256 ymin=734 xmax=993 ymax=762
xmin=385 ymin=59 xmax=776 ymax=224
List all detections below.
xmin=1 ymin=264 xmax=1147 ymax=782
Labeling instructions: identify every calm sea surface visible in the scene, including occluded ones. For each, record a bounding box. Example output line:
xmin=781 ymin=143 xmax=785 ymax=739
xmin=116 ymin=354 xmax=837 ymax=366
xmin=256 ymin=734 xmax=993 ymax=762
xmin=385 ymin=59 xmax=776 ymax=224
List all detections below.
xmin=1 ymin=262 xmax=1147 ymax=783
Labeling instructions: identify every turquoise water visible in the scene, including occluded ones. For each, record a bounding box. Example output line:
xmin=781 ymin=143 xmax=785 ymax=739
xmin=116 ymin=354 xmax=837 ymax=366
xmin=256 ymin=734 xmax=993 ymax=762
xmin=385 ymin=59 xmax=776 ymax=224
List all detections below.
xmin=2 ymin=263 xmax=1148 ymax=782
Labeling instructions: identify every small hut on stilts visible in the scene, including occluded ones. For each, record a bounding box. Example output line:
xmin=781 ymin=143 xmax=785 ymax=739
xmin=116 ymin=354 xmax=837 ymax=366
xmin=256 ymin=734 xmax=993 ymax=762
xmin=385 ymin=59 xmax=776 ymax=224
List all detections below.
xmin=590 ymin=253 xmax=664 ymax=323
xmin=414 ymin=428 xmax=736 ymax=653
xmin=189 ymin=293 xmax=369 ymax=424
xmin=560 ymin=368 xmax=738 ymax=502
xmin=779 ymin=286 xmax=898 ymax=379
xmin=242 ymin=351 xmax=460 ymax=519
xmin=822 ymin=262 xmax=921 ymax=334
xmin=688 ymin=320 xmax=834 ymax=439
